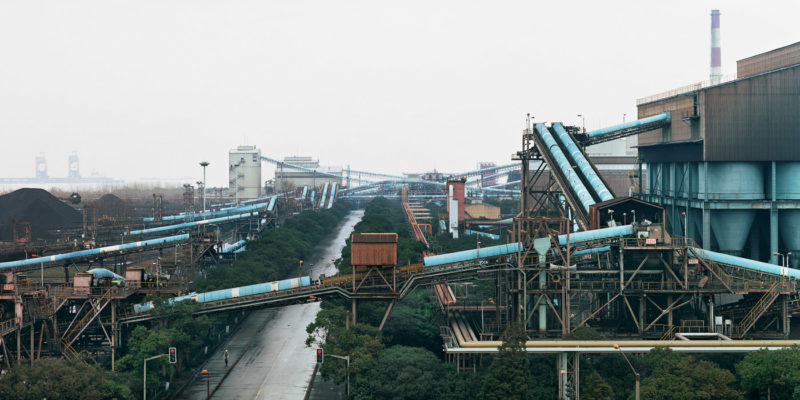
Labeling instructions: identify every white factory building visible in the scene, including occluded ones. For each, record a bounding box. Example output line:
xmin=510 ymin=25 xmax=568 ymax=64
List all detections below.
xmin=229 ymin=145 xmax=262 ymax=199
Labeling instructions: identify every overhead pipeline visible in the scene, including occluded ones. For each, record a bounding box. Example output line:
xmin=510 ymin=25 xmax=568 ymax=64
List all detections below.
xmin=0 ymin=234 xmax=191 ymax=270
xmin=553 ymin=123 xmax=613 ymax=201
xmin=585 ymin=112 xmax=671 ymax=138
xmin=534 ymin=123 xmax=595 ymax=211
xmin=690 ymin=247 xmax=800 ymax=279
xmin=327 ymin=183 xmax=338 ymax=209
xmin=128 ymin=212 xmax=257 ymax=236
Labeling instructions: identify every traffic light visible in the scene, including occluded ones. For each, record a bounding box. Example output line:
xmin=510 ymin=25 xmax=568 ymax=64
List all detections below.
xmin=316 ymin=348 xmax=323 ymax=363
xmin=169 ymin=347 xmax=177 ymax=364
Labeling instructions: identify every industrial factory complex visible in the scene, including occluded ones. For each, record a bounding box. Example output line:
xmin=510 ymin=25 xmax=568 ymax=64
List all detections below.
xmin=0 ymin=8 xmax=799 ymax=400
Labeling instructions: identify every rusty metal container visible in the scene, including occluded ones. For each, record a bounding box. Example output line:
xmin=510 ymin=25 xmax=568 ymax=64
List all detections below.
xmin=351 ymin=233 xmax=397 ymax=268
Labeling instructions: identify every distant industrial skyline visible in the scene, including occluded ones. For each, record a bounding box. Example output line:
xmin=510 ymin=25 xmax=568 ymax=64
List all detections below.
xmin=1 ymin=1 xmax=797 ymax=187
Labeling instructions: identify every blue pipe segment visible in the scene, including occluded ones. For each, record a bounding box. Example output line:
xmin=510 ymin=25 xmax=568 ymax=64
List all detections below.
xmin=86 ymin=268 xmax=126 ymax=283
xmin=267 ymin=195 xmax=277 ymax=212
xmin=465 ymin=230 xmax=501 ymax=240
xmin=143 ymin=200 xmax=272 ymax=223
xmin=128 ymin=212 xmax=257 ymax=236
xmin=327 ymin=183 xmax=338 ymax=209
xmin=300 ymin=186 xmax=308 ymax=201
xmin=557 ymin=225 xmax=633 ymax=245
xmin=586 ymin=112 xmax=671 ymax=138
xmin=690 ymin=247 xmax=800 ymax=279
xmin=221 ymin=240 xmax=247 ymax=253
xmin=574 ymin=246 xmax=611 ymax=256
xmin=424 ymin=243 xmax=521 ymax=267
xmin=535 ymin=123 xmax=595 ymax=211
xmin=310 ymin=190 xmax=316 ymax=203
xmin=0 ymin=234 xmax=190 ymax=270
xmin=319 ymin=183 xmax=329 ymax=208
xmin=133 ymin=276 xmax=312 ymax=313
xmin=553 ymin=123 xmax=613 ymax=201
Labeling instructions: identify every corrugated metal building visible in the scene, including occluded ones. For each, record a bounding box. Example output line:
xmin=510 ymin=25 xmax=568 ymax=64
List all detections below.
xmin=634 ymin=42 xmax=800 ymax=266
xmin=350 ymin=233 xmax=398 ymax=268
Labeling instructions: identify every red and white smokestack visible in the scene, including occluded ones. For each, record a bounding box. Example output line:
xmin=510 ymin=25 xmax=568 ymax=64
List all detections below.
xmin=710 ymin=9 xmax=722 ymax=82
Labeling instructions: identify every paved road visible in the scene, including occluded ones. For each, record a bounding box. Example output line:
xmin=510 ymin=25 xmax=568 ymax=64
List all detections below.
xmin=178 ymin=210 xmax=362 ymax=400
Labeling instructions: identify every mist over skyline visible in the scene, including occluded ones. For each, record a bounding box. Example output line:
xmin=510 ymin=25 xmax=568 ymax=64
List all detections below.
xmin=1 ymin=1 xmax=797 ymax=188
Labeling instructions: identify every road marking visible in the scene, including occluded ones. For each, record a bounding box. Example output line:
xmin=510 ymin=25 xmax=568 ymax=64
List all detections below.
xmin=253 ymin=336 xmax=289 ymax=400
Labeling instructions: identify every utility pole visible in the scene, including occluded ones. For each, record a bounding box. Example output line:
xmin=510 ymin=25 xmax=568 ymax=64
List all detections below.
xmin=326 ymin=354 xmax=350 ymax=396
xmin=143 ymin=353 xmax=168 ymax=400
xmin=200 ymin=161 xmax=210 ymax=214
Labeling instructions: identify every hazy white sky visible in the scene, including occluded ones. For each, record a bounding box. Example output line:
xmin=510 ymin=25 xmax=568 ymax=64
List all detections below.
xmin=1 ymin=1 xmax=797 ymax=187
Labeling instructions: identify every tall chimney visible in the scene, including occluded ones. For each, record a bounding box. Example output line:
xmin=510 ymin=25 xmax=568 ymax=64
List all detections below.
xmin=710 ymin=9 xmax=722 ymax=82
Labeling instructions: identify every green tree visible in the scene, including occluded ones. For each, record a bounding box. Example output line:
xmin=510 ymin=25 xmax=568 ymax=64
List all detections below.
xmin=584 ymin=370 xmax=614 ymax=400
xmin=482 ymin=323 xmax=529 ymax=400
xmin=736 ymin=346 xmax=800 ymax=399
xmin=306 ymin=306 xmax=385 ymax=386
xmin=639 ymin=348 xmax=742 ymax=400
xmin=0 ymin=358 xmax=133 ymax=400
xmin=352 ymin=345 xmax=456 ymax=400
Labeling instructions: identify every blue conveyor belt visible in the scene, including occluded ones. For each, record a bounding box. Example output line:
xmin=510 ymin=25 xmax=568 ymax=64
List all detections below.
xmin=553 ymin=123 xmax=613 ymax=201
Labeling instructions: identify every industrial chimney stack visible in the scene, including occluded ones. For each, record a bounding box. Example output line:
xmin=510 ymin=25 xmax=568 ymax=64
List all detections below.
xmin=710 ymin=9 xmax=722 ymax=83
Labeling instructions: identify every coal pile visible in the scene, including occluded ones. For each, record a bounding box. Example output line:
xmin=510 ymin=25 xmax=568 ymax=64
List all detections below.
xmin=0 ymin=188 xmax=82 ymax=240
xmin=91 ymin=194 xmax=135 ymax=219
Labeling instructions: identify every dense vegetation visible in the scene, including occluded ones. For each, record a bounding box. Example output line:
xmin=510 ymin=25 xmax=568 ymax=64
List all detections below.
xmin=198 ymin=201 xmax=351 ymax=290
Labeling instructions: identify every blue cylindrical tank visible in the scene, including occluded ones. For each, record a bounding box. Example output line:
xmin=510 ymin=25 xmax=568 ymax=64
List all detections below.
xmin=705 ymin=162 xmax=764 ymax=200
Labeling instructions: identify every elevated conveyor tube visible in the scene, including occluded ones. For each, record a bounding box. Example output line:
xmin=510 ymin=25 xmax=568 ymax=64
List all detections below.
xmin=267 ymin=195 xmax=278 ymax=212
xmin=0 ymin=234 xmax=190 ymax=270
xmin=535 ymin=123 xmax=595 ymax=211
xmin=128 ymin=212 xmax=257 ymax=236
xmin=424 ymin=225 xmax=635 ymax=267
xmin=553 ymin=123 xmax=613 ymax=201
xmin=557 ymin=225 xmax=633 ymax=245
xmin=424 ymin=243 xmax=520 ymax=267
xmin=221 ymin=240 xmax=247 ymax=253
xmin=300 ymin=186 xmax=308 ymax=200
xmin=87 ymin=268 xmax=126 ymax=283
xmin=327 ymin=183 xmax=338 ymax=208
xmin=319 ymin=183 xmax=329 ymax=208
xmin=690 ymin=247 xmax=800 ymax=279
xmin=144 ymin=201 xmax=270 ymax=223
xmin=586 ymin=112 xmax=671 ymax=138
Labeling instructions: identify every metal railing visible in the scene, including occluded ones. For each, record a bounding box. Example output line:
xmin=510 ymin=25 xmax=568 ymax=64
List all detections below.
xmin=636 ymin=73 xmax=737 ymax=105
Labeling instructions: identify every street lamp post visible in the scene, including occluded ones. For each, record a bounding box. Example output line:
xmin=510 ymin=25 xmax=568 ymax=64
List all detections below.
xmin=143 ymin=354 xmax=169 ymax=400
xmin=327 ymin=354 xmax=350 ymax=396
xmin=613 ymin=344 xmax=640 ymax=400
xmin=200 ymin=161 xmax=209 ymax=213
xmin=774 ymin=252 xmax=791 ymax=267
xmin=201 ymin=369 xmax=209 ymax=398
xmin=299 ymin=260 xmax=303 ymax=278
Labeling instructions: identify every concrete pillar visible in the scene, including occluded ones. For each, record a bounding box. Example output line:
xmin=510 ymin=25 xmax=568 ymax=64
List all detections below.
xmin=702 ymin=206 xmax=712 ymax=250
xmin=668 ymin=295 xmax=673 ymax=327
xmin=701 ymin=162 xmax=712 ymax=249
xmin=770 ymin=162 xmax=779 ymax=265
xmin=750 ymin=219 xmax=760 ymax=261
xmin=539 ymin=272 xmax=547 ymax=332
